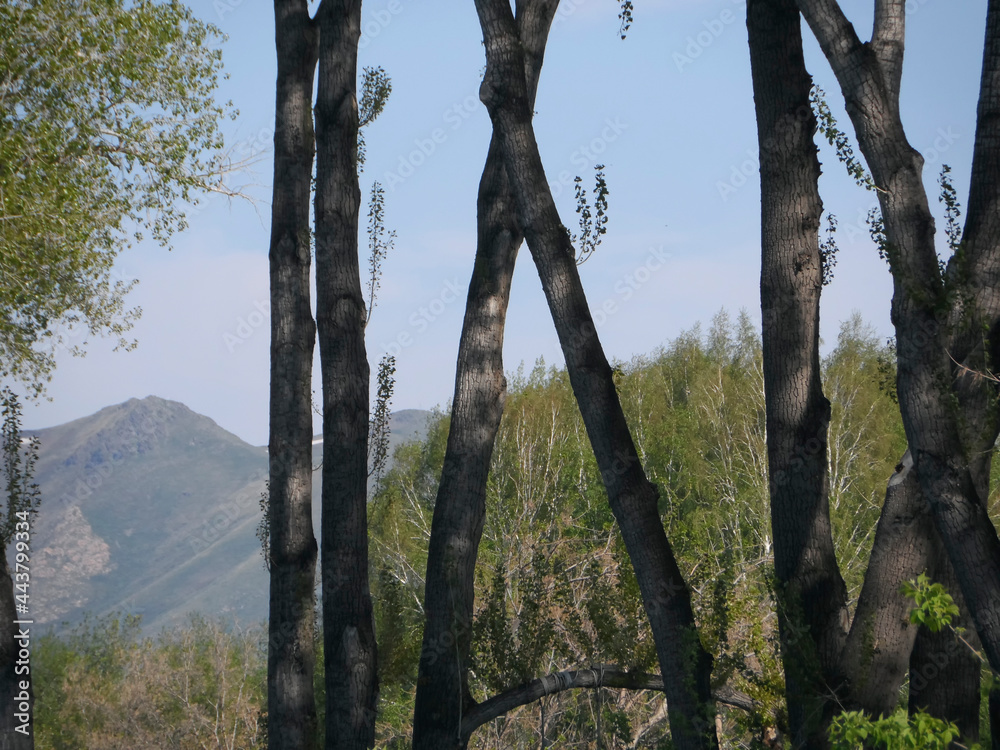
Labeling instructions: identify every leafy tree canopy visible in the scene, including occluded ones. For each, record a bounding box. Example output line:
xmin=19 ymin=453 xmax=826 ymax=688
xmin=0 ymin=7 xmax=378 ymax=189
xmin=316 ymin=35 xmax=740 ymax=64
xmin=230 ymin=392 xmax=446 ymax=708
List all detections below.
xmin=0 ymin=0 xmax=237 ymax=394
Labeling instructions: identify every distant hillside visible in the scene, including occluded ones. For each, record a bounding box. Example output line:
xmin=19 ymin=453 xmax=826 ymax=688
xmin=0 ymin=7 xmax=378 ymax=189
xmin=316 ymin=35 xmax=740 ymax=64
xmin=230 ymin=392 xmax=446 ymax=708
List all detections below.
xmin=26 ymin=397 xmax=431 ymax=634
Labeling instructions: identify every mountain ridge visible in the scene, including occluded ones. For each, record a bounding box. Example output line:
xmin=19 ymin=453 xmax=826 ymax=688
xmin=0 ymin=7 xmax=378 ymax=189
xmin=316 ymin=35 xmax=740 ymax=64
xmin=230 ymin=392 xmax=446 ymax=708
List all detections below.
xmin=22 ymin=396 xmax=431 ymax=634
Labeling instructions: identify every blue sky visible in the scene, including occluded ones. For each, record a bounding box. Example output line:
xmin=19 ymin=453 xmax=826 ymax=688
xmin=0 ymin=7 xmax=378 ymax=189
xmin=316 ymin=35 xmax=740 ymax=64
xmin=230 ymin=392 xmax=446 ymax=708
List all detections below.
xmin=23 ymin=0 xmax=990 ymax=445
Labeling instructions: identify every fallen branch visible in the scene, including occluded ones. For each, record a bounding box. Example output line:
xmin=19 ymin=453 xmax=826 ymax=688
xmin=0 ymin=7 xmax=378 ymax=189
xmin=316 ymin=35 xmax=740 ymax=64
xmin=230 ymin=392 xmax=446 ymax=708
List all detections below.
xmin=460 ymin=665 xmax=757 ymax=740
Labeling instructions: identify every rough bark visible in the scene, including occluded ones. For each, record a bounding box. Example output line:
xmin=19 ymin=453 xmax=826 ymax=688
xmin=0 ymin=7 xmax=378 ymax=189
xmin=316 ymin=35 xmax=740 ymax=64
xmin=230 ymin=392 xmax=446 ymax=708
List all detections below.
xmin=0 ymin=552 xmax=31 ymax=749
xmin=748 ymin=2 xmax=983 ymax=739
xmin=839 ymin=453 xmax=932 ymax=718
xmin=411 ymin=3 xmax=557 ymax=748
xmin=473 ymin=2 xmax=718 ymax=748
xmin=796 ymin=0 xmax=1000 ymax=680
xmin=314 ymin=2 xmax=378 ymax=747
xmin=267 ymin=2 xmax=319 ymax=748
xmin=748 ymin=0 xmax=849 ymax=742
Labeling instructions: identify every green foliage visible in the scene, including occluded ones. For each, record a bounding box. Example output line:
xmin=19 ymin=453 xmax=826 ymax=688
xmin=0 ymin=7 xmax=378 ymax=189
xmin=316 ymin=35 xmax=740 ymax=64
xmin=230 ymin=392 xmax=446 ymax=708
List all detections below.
xmin=810 ymin=85 xmax=875 ymax=191
xmin=829 ymin=707 xmax=976 ymax=750
xmin=0 ymin=0 xmax=237 ymax=393
xmin=572 ymin=164 xmax=610 ymax=265
xmin=824 ymin=317 xmax=907 ymax=597
xmin=820 ymin=212 xmax=839 ymax=286
xmin=365 ymin=180 xmax=395 ymax=323
xmin=367 ymin=311 xmax=904 ymax=746
xmin=902 ymin=573 xmax=961 ymax=633
xmin=618 ymin=0 xmax=634 ymax=39
xmin=357 ymin=65 xmax=392 ymax=172
xmin=938 ymin=164 xmax=963 ymax=253
xmin=256 ymin=480 xmax=270 ymax=571
xmin=0 ymin=387 xmax=41 ymax=548
xmin=34 ymin=613 xmax=266 ymax=749
xmin=368 ymin=353 xmax=396 ymax=489
xmin=868 ymin=206 xmax=890 ymax=264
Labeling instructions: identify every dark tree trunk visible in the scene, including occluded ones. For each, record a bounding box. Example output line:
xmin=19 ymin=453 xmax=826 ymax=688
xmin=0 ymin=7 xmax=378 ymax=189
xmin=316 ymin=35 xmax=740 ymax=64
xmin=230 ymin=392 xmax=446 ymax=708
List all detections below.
xmin=314 ymin=2 xmax=378 ymax=747
xmin=0 ymin=552 xmax=31 ymax=749
xmin=267 ymin=1 xmax=319 ymax=748
xmin=747 ymin=2 xmax=984 ymax=740
xmin=411 ymin=3 xmax=557 ymax=749
xmin=796 ymin=0 xmax=1000 ymax=679
xmin=473 ymin=2 xmax=718 ymax=747
xmin=747 ymin=0 xmax=848 ymax=742
xmin=840 ymin=453 xmax=932 ymax=718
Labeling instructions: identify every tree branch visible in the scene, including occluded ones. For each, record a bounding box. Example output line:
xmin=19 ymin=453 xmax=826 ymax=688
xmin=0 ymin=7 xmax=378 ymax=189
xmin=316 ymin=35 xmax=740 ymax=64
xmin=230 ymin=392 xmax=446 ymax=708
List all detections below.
xmin=460 ymin=666 xmax=756 ymax=740
xmin=962 ymin=0 xmax=1000 ymax=285
xmin=872 ymin=0 xmax=905 ymax=97
xmin=794 ymin=0 xmax=865 ymax=83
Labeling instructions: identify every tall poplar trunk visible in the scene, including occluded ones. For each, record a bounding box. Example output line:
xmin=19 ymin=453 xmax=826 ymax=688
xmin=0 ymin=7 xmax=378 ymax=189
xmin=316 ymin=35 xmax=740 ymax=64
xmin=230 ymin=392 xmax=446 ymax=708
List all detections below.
xmin=267 ymin=1 xmax=319 ymax=747
xmin=748 ymin=2 xmax=985 ymax=741
xmin=841 ymin=456 xmax=933 ymax=718
xmin=473 ymin=2 xmax=718 ymax=747
xmin=748 ymin=1 xmax=848 ymax=743
xmin=313 ymin=2 xmax=378 ymax=747
xmin=412 ymin=3 xmax=557 ymax=748
xmin=796 ymin=0 xmax=1000 ymax=678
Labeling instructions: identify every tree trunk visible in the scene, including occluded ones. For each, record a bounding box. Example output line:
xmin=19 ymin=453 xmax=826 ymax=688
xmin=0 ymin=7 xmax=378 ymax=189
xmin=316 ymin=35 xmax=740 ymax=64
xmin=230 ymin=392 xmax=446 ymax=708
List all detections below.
xmin=314 ymin=1 xmax=379 ymax=747
xmin=839 ymin=452 xmax=931 ymax=718
xmin=747 ymin=0 xmax=848 ymax=742
xmin=411 ymin=3 xmax=557 ymax=749
xmin=267 ymin=2 xmax=319 ymax=748
xmin=796 ymin=0 xmax=1000 ymax=678
xmin=473 ymin=2 xmax=717 ymax=748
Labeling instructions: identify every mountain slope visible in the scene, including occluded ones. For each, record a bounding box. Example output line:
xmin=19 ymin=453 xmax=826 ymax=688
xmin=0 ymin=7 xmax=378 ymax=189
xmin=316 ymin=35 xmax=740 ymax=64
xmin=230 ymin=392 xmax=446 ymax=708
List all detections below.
xmin=27 ymin=397 xmax=430 ymax=633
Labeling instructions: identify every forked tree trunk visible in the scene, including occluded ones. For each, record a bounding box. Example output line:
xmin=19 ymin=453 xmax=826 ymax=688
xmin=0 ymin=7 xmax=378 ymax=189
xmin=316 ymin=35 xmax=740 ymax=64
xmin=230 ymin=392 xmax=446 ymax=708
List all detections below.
xmin=411 ymin=3 xmax=558 ymax=749
xmin=267 ymin=1 xmax=319 ymax=747
xmin=314 ymin=1 xmax=379 ymax=747
xmin=796 ymin=0 xmax=1000 ymax=682
xmin=749 ymin=2 xmax=985 ymax=741
xmin=473 ymin=2 xmax=718 ymax=747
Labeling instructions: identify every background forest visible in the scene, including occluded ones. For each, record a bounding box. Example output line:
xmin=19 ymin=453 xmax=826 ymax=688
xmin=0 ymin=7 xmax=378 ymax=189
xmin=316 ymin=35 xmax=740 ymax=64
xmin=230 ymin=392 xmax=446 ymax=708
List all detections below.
xmin=32 ymin=311 xmax=981 ymax=749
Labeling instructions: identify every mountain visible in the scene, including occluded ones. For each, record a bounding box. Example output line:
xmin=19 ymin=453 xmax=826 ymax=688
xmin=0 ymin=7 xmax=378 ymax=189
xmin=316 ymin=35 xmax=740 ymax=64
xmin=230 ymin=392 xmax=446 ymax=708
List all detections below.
xmin=25 ymin=397 xmax=431 ymax=634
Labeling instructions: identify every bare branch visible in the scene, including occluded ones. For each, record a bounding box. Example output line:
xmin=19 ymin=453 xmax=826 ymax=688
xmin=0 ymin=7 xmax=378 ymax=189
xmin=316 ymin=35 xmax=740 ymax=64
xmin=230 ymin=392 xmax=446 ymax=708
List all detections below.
xmin=460 ymin=666 xmax=756 ymax=740
xmin=795 ymin=0 xmax=865 ymax=83
xmin=872 ymin=0 xmax=905 ymax=97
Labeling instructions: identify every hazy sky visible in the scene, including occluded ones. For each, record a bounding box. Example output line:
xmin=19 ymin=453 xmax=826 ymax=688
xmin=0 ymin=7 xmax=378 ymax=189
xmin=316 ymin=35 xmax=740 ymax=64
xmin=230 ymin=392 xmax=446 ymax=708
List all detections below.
xmin=21 ymin=0 xmax=989 ymax=446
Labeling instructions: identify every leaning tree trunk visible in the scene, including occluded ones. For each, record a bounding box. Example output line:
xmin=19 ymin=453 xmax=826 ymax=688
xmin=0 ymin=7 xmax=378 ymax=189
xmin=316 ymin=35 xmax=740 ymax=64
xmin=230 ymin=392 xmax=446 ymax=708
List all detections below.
xmin=411 ymin=3 xmax=558 ymax=749
xmin=267 ymin=2 xmax=319 ymax=748
xmin=473 ymin=2 xmax=718 ymax=748
xmin=796 ymin=0 xmax=1000 ymax=679
xmin=314 ymin=1 xmax=378 ymax=747
xmin=747 ymin=0 xmax=849 ymax=743
xmin=839 ymin=453 xmax=934 ymax=719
